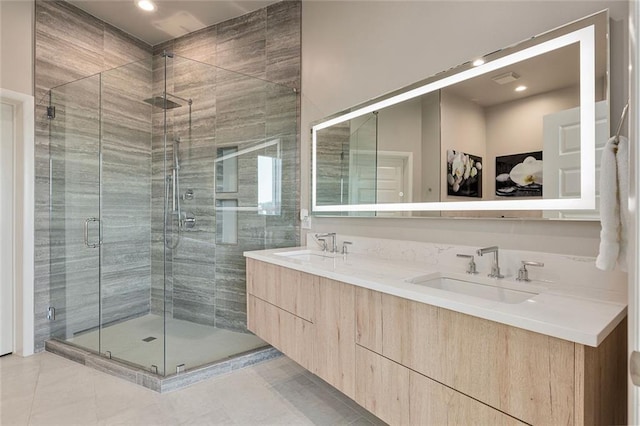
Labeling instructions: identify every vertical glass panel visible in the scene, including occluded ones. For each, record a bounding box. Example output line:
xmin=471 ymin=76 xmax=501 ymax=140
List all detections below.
xmin=264 ymin=79 xmax=299 ymax=246
xmin=349 ymin=113 xmax=378 ymax=206
xmin=49 ymin=74 xmax=102 ymax=353
xmin=98 ymin=58 xmax=158 ymax=371
xmin=216 ymin=199 xmax=238 ymax=244
xmin=216 ymin=146 xmax=239 ymax=193
xmin=163 ymin=55 xmax=229 ymax=373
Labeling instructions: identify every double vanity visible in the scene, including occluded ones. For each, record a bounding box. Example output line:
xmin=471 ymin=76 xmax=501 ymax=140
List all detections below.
xmin=244 ymin=235 xmax=627 ymax=425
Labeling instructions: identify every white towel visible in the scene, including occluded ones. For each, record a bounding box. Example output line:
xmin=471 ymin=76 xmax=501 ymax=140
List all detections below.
xmin=596 ymin=136 xmax=628 ymax=271
xmin=617 ymin=136 xmax=629 ymax=271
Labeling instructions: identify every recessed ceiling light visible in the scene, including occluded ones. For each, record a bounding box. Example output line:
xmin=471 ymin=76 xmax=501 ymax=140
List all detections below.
xmin=137 ymin=0 xmax=156 ymax=12
xmin=472 ymin=59 xmax=485 ymax=67
xmin=515 ymin=85 xmax=527 ymax=92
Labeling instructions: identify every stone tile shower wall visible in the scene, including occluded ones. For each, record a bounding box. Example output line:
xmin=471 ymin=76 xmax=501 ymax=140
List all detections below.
xmin=34 ymin=1 xmax=152 ymax=350
xmin=34 ymin=0 xmax=300 ymax=350
xmin=152 ymin=1 xmax=301 ymax=331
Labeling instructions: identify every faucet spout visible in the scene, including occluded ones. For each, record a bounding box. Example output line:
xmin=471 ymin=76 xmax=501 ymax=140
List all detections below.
xmin=315 ymin=232 xmax=337 ymax=253
xmin=476 ymin=246 xmax=504 ymax=278
xmin=476 ymin=246 xmax=498 ymax=256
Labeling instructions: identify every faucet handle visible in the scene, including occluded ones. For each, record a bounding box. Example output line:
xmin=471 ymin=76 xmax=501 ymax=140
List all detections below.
xmin=517 ymin=260 xmax=544 ymax=282
xmin=317 ymin=238 xmax=327 ymax=252
xmin=456 ymin=253 xmax=478 ymax=274
xmin=342 ymin=241 xmax=352 ymax=255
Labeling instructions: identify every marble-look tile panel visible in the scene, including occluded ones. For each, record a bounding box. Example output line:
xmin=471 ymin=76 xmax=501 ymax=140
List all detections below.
xmin=103 ymin=24 xmax=151 ymax=70
xmin=35 ymin=1 xmax=104 ymax=101
xmin=216 ymin=8 xmax=266 ymax=56
xmin=217 ymin=39 xmax=267 ymax=78
xmin=266 ymin=84 xmax=298 ymax=138
xmin=266 ymin=0 xmax=301 ymax=88
xmin=173 ymin=25 xmax=217 ymax=66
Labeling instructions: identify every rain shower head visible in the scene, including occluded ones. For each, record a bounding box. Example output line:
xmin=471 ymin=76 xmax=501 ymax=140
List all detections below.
xmin=143 ymin=96 xmax=183 ymax=110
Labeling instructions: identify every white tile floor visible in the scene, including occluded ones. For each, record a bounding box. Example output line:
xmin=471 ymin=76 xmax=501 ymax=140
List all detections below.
xmin=0 ymin=352 xmax=385 ymax=426
xmin=68 ymin=315 xmax=266 ymax=375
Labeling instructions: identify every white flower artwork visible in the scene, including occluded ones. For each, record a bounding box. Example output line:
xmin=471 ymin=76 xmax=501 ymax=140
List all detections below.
xmin=446 ymin=149 xmax=482 ymax=197
xmin=495 ymin=151 xmax=543 ymax=197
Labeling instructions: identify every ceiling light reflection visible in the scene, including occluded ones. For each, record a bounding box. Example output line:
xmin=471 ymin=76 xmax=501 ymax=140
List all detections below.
xmin=137 ymin=0 xmax=156 ymax=12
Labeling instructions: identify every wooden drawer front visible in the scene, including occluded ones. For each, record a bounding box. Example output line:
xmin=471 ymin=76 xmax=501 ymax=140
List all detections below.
xmin=379 ymin=291 xmax=575 ymax=425
xmin=355 ymin=287 xmax=383 ymax=353
xmin=410 ymin=370 xmax=527 ymax=426
xmin=246 ymin=259 xmax=315 ymax=322
xmin=355 ymin=345 xmax=410 ymax=425
xmin=314 ymin=278 xmax=356 ymax=399
xmin=247 ymin=295 xmax=313 ymax=370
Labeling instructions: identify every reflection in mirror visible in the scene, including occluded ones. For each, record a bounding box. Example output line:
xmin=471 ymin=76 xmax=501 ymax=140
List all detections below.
xmin=311 ymin=10 xmax=608 ymax=219
xmin=258 ymin=155 xmax=282 ymax=216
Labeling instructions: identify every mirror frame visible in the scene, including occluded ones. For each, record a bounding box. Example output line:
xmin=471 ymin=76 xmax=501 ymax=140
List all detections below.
xmin=311 ymin=14 xmax=604 ymax=214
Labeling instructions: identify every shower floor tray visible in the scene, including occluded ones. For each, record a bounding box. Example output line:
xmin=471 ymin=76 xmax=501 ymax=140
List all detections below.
xmin=45 ymin=314 xmax=280 ymax=392
xmin=66 ymin=314 xmax=267 ymax=374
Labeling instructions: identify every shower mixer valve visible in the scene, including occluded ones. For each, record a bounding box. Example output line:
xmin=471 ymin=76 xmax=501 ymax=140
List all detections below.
xmin=183 ymin=212 xmax=196 ymax=229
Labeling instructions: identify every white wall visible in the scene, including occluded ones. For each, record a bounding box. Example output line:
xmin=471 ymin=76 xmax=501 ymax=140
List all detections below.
xmin=440 ymin=90 xmax=486 ymax=201
xmin=484 ymin=85 xmax=579 ymax=198
xmin=302 ymin=1 xmax=629 ymax=256
xmin=0 ymin=0 xmax=34 ymax=95
xmin=377 ymin=98 xmax=422 ymax=202
xmin=0 ymin=1 xmax=36 ymax=356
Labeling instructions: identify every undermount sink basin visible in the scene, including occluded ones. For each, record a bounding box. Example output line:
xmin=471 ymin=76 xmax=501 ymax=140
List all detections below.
xmin=405 ymin=275 xmax=537 ymax=304
xmin=274 ymin=249 xmax=332 ymax=261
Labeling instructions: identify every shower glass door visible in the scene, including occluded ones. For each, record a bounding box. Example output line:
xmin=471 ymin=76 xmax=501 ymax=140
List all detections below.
xmin=49 ymin=74 xmax=102 ymax=352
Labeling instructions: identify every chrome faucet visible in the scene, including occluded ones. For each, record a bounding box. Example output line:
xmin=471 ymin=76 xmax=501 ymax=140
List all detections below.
xmin=476 ymin=246 xmax=504 ymax=278
xmin=315 ymin=232 xmax=337 ymax=253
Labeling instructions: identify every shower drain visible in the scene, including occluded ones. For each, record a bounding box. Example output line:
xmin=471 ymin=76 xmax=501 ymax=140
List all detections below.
xmin=142 ymin=336 xmax=157 ymax=342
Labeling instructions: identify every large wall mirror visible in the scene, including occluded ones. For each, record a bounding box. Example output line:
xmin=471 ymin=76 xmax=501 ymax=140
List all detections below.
xmin=311 ymin=11 xmax=608 ymax=219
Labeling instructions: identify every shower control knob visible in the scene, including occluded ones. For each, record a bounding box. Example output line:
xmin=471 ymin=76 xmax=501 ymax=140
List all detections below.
xmin=183 ymin=189 xmax=194 ymax=200
xmin=183 ymin=212 xmax=196 ymax=229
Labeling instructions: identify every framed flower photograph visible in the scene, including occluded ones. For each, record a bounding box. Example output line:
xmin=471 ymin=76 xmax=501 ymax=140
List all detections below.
xmin=446 ymin=150 xmax=482 ymax=198
xmin=495 ymin=151 xmax=543 ymax=197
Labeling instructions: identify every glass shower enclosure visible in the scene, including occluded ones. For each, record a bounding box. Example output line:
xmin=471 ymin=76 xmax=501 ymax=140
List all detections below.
xmin=47 ymin=53 xmax=298 ymax=376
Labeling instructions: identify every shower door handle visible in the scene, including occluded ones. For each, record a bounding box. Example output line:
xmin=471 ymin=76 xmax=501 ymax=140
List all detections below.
xmin=84 ymin=217 xmax=102 ymax=248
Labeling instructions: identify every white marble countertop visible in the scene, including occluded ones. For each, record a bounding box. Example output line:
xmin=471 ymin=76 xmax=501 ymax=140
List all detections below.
xmin=244 ymin=246 xmax=627 ymax=347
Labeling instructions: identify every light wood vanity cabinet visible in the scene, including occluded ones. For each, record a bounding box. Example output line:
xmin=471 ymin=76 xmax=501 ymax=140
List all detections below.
xmin=247 ymin=260 xmax=356 ymax=398
xmin=354 ymin=286 xmax=627 ymax=425
xmin=247 ymin=259 xmax=627 ymax=425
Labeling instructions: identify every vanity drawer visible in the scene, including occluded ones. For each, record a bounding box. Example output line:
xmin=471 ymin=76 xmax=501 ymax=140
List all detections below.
xmin=247 ymin=259 xmax=316 ymax=322
xmin=355 ymin=345 xmax=410 ymax=425
xmin=314 ymin=277 xmax=356 ymax=399
xmin=247 ymin=295 xmax=313 ymax=370
xmin=409 ymin=367 xmax=527 ymax=426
